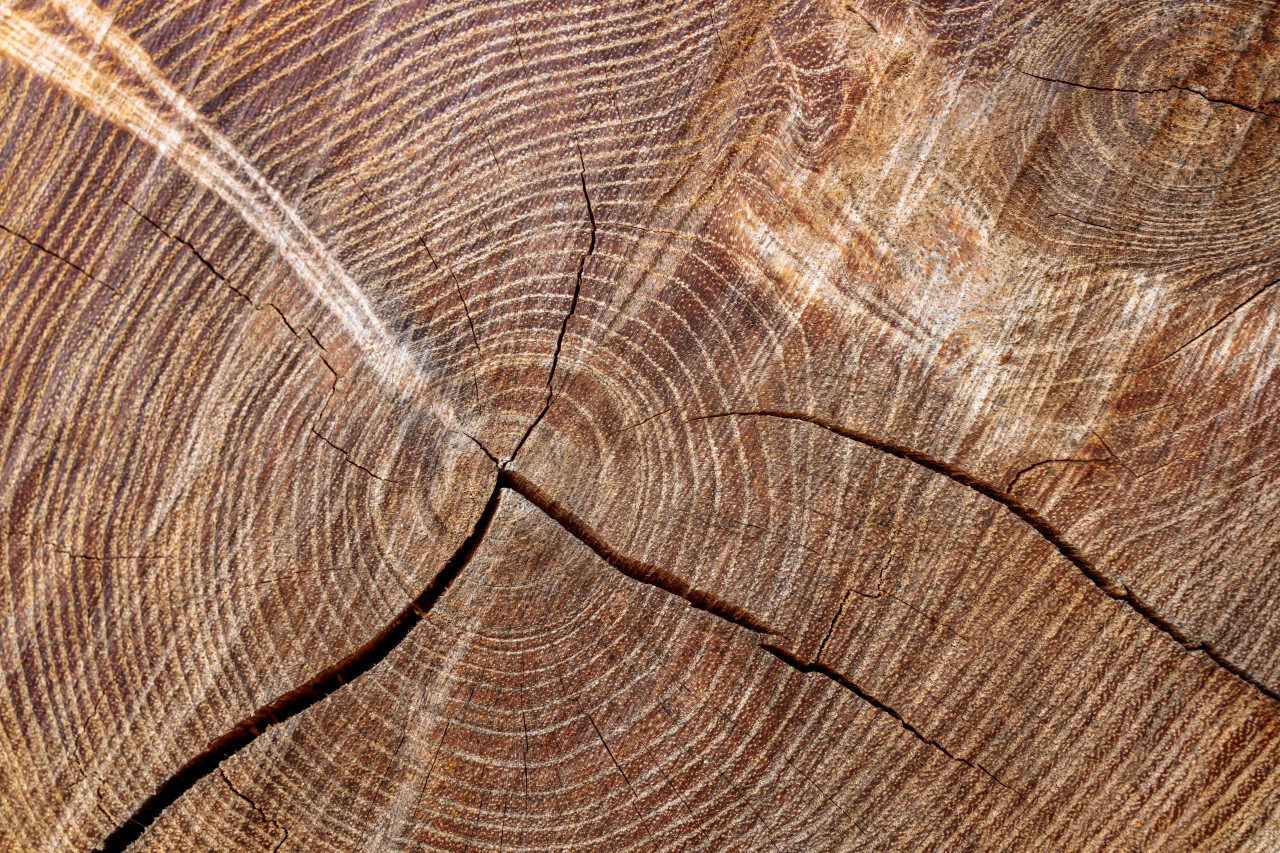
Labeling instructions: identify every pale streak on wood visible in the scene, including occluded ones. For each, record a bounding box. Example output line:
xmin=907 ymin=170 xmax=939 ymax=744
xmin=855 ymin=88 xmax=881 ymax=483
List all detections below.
xmin=0 ymin=0 xmax=450 ymax=419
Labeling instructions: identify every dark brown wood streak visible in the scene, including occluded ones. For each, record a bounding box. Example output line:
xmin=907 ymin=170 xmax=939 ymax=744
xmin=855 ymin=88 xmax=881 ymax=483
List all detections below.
xmin=3 ymin=0 xmax=1280 ymax=851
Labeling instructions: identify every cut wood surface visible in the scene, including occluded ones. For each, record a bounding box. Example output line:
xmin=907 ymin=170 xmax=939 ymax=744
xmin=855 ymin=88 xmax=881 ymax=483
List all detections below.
xmin=2 ymin=0 xmax=1279 ymax=849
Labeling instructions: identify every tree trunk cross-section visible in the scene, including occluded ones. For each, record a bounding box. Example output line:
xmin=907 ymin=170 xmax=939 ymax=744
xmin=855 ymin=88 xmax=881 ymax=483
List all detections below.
xmin=1 ymin=0 xmax=1279 ymax=849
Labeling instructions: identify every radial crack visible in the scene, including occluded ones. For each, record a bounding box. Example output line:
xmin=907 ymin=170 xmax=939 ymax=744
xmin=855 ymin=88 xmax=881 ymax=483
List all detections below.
xmin=121 ymin=199 xmax=228 ymax=283
xmin=760 ymin=644 xmax=1019 ymax=795
xmin=0 ymin=221 xmax=118 ymax=292
xmin=0 ymin=0 xmax=441 ymax=400
xmin=1146 ymin=277 xmax=1280 ymax=370
xmin=125 ymin=200 xmax=340 ymax=379
xmin=507 ymin=146 xmax=596 ymax=463
xmin=689 ymin=409 xmax=1280 ymax=703
xmin=501 ymin=469 xmax=1013 ymax=792
xmin=92 ymin=481 xmax=502 ymax=852
xmin=95 ymin=457 xmax=1018 ymax=847
xmin=309 ymin=424 xmax=411 ymax=486
xmin=499 ymin=469 xmax=773 ymax=634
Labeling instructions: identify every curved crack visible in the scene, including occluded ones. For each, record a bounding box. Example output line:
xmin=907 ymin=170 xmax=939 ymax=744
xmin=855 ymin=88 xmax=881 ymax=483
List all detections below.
xmin=78 ymin=400 xmax=1280 ymax=849
xmin=688 ymin=409 xmax=1280 ymax=703
xmin=1006 ymin=457 xmax=1105 ymax=493
xmin=1013 ymin=66 xmax=1279 ymax=117
xmin=10 ymin=0 xmax=1266 ymax=843
xmin=219 ymin=769 xmax=287 ymax=853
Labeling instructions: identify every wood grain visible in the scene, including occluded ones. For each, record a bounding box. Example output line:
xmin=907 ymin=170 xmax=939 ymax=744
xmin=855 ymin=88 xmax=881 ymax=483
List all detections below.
xmin=1 ymin=0 xmax=1278 ymax=849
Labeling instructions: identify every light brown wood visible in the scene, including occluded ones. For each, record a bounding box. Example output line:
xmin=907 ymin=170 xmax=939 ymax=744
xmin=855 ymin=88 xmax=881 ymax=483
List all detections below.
xmin=2 ymin=0 xmax=1279 ymax=850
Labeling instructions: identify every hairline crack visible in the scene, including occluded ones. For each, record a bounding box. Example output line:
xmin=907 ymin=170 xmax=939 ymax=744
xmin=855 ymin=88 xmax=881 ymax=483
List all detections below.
xmin=506 ymin=144 xmax=596 ymax=464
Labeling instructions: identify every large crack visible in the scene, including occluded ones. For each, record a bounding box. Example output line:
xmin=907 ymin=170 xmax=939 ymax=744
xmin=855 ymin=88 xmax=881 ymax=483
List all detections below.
xmin=496 ymin=469 xmax=1017 ymax=794
xmin=498 ymin=470 xmax=773 ymax=634
xmin=96 ymin=460 xmax=1016 ymax=850
xmin=688 ymin=409 xmax=1280 ymax=703
xmin=111 ymin=382 xmax=1280 ymax=844
xmin=92 ymin=481 xmax=503 ymax=852
xmin=507 ymin=146 xmax=596 ymax=464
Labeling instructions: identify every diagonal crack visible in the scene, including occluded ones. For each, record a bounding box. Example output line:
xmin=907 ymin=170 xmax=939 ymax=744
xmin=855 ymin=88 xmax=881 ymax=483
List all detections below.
xmin=498 ymin=468 xmax=1016 ymax=794
xmin=688 ymin=410 xmax=1280 ymax=704
xmin=419 ymin=238 xmax=481 ymax=356
xmin=507 ymin=146 xmax=596 ymax=464
xmin=92 ymin=480 xmax=502 ymax=852
xmin=1006 ymin=457 xmax=1105 ymax=493
xmin=345 ymin=175 xmax=483 ymax=406
xmin=89 ymin=391 xmax=1280 ymax=849
xmin=1145 ymin=277 xmax=1280 ymax=371
xmin=759 ymin=644 xmax=1018 ymax=795
xmin=0 ymin=221 xmax=119 ymax=293
xmin=309 ymin=424 xmax=412 ymax=486
xmin=123 ymin=198 xmax=340 ymax=380
xmin=121 ymin=199 xmax=229 ymax=284
xmin=1 ymin=1 xmax=433 ymax=396
xmin=499 ymin=469 xmax=773 ymax=634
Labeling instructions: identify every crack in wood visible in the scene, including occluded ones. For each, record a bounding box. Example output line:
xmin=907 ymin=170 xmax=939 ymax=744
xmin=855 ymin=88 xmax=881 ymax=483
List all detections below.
xmin=121 ymin=199 xmax=229 ymax=284
xmin=91 ymin=479 xmax=502 ymax=852
xmin=498 ymin=469 xmax=774 ymax=635
xmin=90 ymin=420 xmax=1278 ymax=848
xmin=91 ymin=456 xmax=1035 ymax=849
xmin=1145 ymin=277 xmax=1280 ymax=371
xmin=0 ymin=221 xmax=119 ymax=293
xmin=497 ymin=470 xmax=1016 ymax=796
xmin=11 ymin=1 xmax=1279 ymax=846
xmin=688 ymin=410 xmax=1280 ymax=703
xmin=1013 ymin=66 xmax=1280 ymax=117
xmin=124 ymin=198 xmax=341 ymax=376
xmin=507 ymin=145 xmax=596 ymax=464
xmin=1005 ymin=457 xmax=1107 ymax=494
xmin=309 ymin=423 xmax=413 ymax=486
xmin=759 ymin=644 xmax=1019 ymax=796
xmin=757 ymin=640 xmax=1018 ymax=794
xmin=218 ymin=769 xmax=287 ymax=853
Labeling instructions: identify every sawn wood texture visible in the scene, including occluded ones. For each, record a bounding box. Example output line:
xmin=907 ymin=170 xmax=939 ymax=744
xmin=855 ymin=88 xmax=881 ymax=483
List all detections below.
xmin=1 ymin=0 xmax=1279 ymax=850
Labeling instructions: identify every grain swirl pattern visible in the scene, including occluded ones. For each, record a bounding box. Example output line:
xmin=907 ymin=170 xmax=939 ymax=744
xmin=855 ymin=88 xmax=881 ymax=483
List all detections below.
xmin=1 ymin=0 xmax=1279 ymax=849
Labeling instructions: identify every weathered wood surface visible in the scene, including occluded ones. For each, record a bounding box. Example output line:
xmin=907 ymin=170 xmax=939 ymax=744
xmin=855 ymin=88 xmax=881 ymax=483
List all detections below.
xmin=2 ymin=0 xmax=1279 ymax=849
